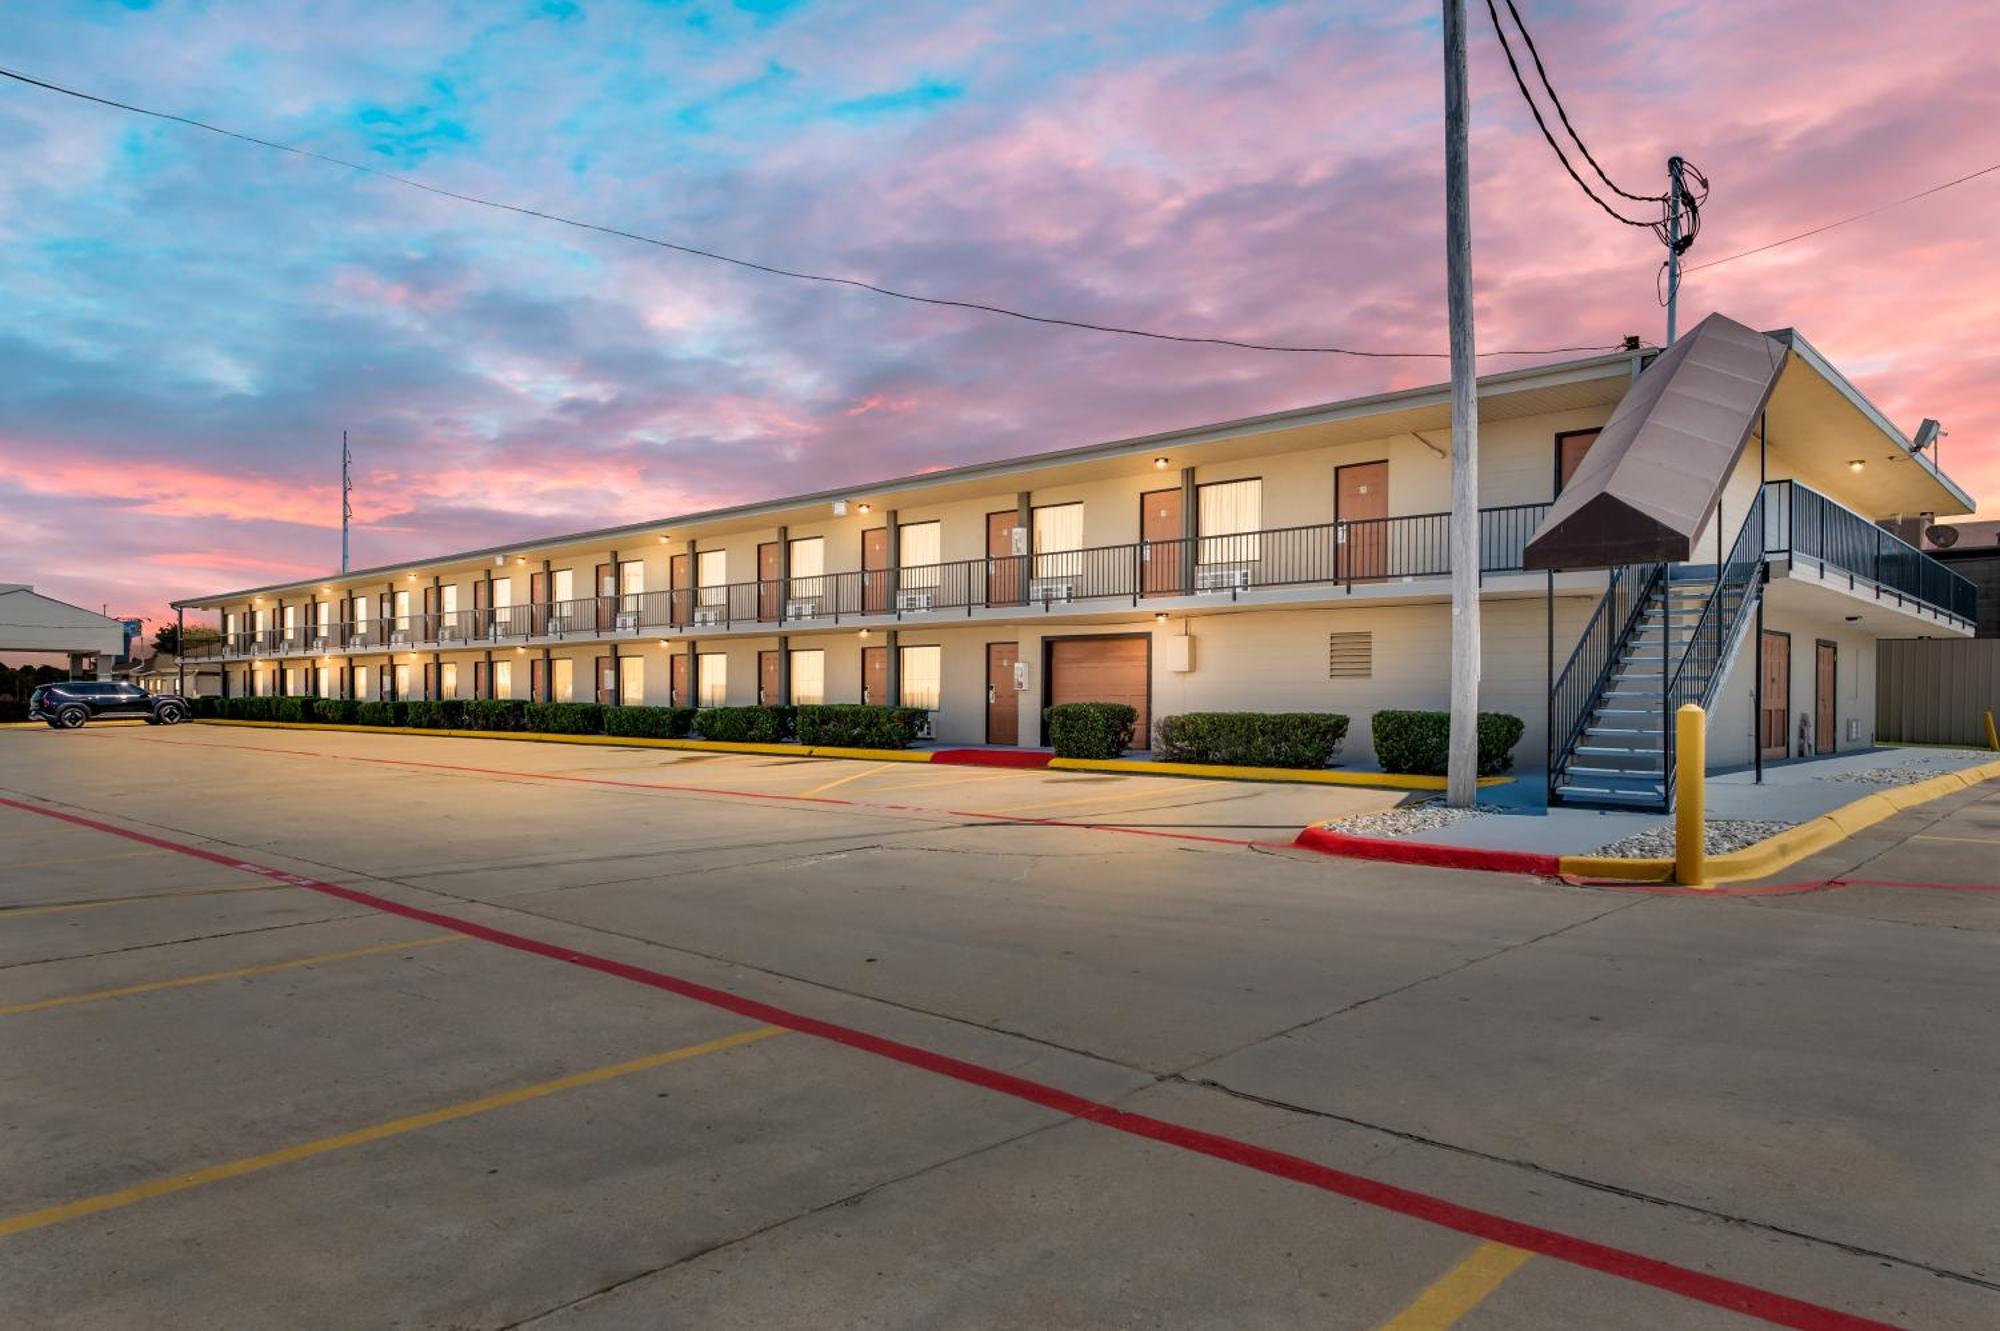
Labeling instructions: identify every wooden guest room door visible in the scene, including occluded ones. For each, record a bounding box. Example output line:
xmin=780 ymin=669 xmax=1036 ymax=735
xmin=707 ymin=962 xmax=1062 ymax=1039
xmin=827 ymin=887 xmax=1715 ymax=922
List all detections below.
xmin=1760 ymin=631 xmax=1791 ymax=761
xmin=986 ymin=642 xmax=1019 ymax=745
xmin=1141 ymin=488 xmax=1183 ymax=595
xmin=1336 ymin=461 xmax=1389 ymax=580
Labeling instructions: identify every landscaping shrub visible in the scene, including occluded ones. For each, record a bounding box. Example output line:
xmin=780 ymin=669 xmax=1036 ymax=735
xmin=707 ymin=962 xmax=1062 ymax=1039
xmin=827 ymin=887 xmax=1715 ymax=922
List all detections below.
xmin=793 ymin=704 xmax=928 ymax=749
xmin=1153 ymin=712 xmax=1348 ymax=769
xmin=192 ymin=696 xmax=222 ymax=719
xmin=386 ymin=700 xmax=411 ymax=726
xmin=226 ymin=696 xmax=276 ymax=721
xmin=355 ymin=701 xmax=396 ymax=726
xmin=312 ymin=698 xmax=360 ymax=725
xmin=404 ymin=699 xmax=467 ymax=730
xmin=0 ymin=700 xmax=27 ymax=723
xmin=522 ymin=701 xmax=605 ymax=734
xmin=603 ymin=705 xmax=696 ymax=739
xmin=695 ymin=705 xmax=794 ymax=744
xmin=464 ymin=699 xmax=527 ymax=732
xmin=273 ymin=696 xmax=308 ymax=723
xmin=1370 ymin=709 xmax=1526 ymax=776
xmin=1046 ymin=702 xmax=1137 ymax=759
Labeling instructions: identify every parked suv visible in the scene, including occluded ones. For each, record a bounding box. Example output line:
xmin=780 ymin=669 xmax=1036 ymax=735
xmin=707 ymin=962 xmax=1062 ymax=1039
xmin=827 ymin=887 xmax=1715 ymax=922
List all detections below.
xmin=29 ymin=681 xmax=190 ymax=729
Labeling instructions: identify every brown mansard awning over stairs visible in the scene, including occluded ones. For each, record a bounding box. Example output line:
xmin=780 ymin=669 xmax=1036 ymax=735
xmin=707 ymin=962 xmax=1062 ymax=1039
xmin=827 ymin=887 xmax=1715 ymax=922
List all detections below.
xmin=1521 ymin=313 xmax=1786 ymax=571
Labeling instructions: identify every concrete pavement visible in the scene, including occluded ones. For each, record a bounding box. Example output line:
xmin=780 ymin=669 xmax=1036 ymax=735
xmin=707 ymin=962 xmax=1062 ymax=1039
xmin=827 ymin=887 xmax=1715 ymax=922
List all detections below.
xmin=2 ymin=723 xmax=1996 ymax=1327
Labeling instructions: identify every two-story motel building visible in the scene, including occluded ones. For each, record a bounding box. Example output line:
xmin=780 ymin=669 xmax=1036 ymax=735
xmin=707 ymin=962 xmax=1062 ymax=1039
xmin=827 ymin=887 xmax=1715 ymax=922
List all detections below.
xmin=176 ymin=313 xmax=1977 ymax=809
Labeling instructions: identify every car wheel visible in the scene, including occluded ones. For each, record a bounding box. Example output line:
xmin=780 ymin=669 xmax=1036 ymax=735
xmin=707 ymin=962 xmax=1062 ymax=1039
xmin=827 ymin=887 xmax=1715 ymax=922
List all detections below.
xmin=55 ymin=706 xmax=89 ymax=730
xmin=155 ymin=702 xmax=186 ymax=725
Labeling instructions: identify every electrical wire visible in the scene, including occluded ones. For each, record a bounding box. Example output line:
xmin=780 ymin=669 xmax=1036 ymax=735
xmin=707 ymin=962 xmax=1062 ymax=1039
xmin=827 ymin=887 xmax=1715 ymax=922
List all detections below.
xmin=1498 ymin=0 xmax=1661 ymax=206
xmin=0 ymin=64 xmax=1623 ymax=360
xmin=1686 ymin=159 xmax=2000 ymax=272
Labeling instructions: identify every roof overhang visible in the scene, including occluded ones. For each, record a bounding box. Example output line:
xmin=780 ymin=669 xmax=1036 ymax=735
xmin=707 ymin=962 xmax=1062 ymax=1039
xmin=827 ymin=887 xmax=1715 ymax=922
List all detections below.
xmin=1523 ymin=313 xmax=1785 ymax=571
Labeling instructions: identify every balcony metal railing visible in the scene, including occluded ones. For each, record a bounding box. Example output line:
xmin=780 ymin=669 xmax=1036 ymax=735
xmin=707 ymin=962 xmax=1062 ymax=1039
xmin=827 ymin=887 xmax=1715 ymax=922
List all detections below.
xmin=186 ymin=503 xmax=1553 ymax=658
xmin=1763 ymin=480 xmax=1975 ymax=624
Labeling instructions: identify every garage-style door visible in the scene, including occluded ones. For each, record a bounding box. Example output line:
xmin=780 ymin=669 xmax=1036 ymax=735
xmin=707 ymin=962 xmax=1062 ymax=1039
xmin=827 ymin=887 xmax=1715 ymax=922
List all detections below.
xmin=1045 ymin=635 xmax=1150 ymax=749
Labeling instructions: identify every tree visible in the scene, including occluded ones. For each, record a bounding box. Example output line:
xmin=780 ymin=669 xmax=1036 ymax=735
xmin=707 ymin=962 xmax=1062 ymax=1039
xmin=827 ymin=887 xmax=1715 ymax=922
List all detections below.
xmin=152 ymin=624 xmax=220 ymax=655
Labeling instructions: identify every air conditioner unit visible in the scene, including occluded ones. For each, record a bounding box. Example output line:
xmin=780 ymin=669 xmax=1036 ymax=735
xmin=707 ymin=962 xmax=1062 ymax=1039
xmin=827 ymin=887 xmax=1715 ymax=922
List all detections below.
xmin=439 ymin=624 xmax=460 ymax=641
xmin=1196 ymin=566 xmax=1251 ymax=593
xmin=785 ymin=599 xmax=820 ymax=620
xmin=896 ymin=589 xmax=933 ymax=611
xmin=310 ymin=637 xmax=329 ymax=652
xmin=1030 ymin=580 xmax=1073 ymax=604
xmin=694 ymin=607 xmax=724 ymax=627
xmin=546 ymin=616 xmax=571 ymax=635
xmin=615 ymin=611 xmax=639 ymax=631
xmin=388 ymin=630 xmax=409 ymax=646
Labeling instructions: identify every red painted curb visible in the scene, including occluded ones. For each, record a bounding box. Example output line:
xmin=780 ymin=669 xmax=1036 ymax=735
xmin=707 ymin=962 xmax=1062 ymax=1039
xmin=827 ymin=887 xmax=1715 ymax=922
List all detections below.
xmin=0 ymin=791 xmax=1902 ymax=1331
xmin=1291 ymin=824 xmax=1562 ymax=877
xmin=928 ymin=748 xmax=1053 ymax=769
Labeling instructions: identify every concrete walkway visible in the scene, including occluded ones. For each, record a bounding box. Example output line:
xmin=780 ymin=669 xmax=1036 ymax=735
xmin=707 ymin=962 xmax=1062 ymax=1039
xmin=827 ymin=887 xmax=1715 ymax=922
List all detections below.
xmin=1384 ymin=744 xmax=1999 ymax=856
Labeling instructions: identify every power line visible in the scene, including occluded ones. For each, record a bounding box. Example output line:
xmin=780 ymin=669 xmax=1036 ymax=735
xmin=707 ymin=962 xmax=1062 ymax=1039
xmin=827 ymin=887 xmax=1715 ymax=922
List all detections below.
xmin=1496 ymin=0 xmax=1661 ymax=206
xmin=0 ymin=64 xmax=1622 ymax=360
xmin=1687 ymin=159 xmax=2000 ymax=272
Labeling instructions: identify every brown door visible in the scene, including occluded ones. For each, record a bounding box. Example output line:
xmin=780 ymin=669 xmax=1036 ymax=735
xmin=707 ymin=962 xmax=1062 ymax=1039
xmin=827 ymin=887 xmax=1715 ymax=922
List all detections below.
xmin=1760 ymin=631 xmax=1791 ymax=761
xmin=595 ymin=654 xmax=615 ymax=704
xmin=473 ymin=579 xmax=490 ymax=639
xmin=862 ymin=645 xmax=889 ymax=705
xmin=1141 ymin=488 xmax=1184 ymax=595
xmin=530 ymin=655 xmax=547 ymax=703
xmin=421 ymin=584 xmax=436 ymax=642
xmin=671 ymin=653 xmax=690 ymax=706
xmin=759 ymin=650 xmax=780 ymax=705
xmin=1816 ymin=641 xmax=1837 ymax=755
xmin=986 ymin=642 xmax=1020 ymax=745
xmin=1556 ymin=429 xmax=1602 ymax=494
xmin=423 ymin=662 xmax=436 ymax=700
xmin=863 ymin=528 xmax=890 ymax=613
xmin=379 ymin=665 xmax=392 ymax=701
xmin=670 ymin=552 xmax=692 ymax=626
xmin=1045 ymin=635 xmax=1150 ymax=750
xmin=1337 ymin=461 xmax=1390 ymax=580
xmin=595 ymin=563 xmax=614 ymax=630
xmin=987 ymin=511 xmax=1024 ymax=606
xmin=758 ymin=542 xmax=781 ymax=621
xmin=473 ymin=659 xmax=489 ymax=700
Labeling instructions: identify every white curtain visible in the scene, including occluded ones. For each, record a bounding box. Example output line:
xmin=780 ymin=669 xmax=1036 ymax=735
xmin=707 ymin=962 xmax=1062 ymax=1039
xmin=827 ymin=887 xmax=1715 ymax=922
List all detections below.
xmin=1033 ymin=503 xmax=1083 ymax=579
xmin=899 ymin=644 xmax=942 ymax=711
xmin=1199 ymin=479 xmax=1262 ymax=564
xmin=698 ymin=551 xmax=727 ymax=606
xmin=900 ymin=522 xmax=942 ymax=590
xmin=790 ymin=649 xmax=825 ymax=705
xmin=698 ymin=653 xmax=728 ymax=706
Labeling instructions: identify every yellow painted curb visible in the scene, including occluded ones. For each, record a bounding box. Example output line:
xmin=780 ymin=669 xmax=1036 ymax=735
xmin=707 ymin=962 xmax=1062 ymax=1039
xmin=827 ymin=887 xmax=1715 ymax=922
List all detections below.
xmin=1049 ymin=756 xmax=1512 ymax=791
xmin=1557 ymin=758 xmax=2000 ymax=886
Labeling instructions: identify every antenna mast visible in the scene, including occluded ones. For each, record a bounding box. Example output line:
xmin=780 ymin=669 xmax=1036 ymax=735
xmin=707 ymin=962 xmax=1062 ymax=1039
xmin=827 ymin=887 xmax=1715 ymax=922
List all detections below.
xmin=341 ymin=431 xmax=352 ymax=574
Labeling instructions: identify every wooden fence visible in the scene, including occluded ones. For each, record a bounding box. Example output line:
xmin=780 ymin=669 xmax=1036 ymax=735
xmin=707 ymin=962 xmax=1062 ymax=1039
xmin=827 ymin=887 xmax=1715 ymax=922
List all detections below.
xmin=1877 ymin=638 xmax=2000 ymax=746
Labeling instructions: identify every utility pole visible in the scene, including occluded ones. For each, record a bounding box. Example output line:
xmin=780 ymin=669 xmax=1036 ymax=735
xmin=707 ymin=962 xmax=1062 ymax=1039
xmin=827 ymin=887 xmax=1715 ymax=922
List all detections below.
xmin=1442 ymin=0 xmax=1481 ymax=808
xmin=341 ymin=431 xmax=353 ymax=574
xmin=1664 ymin=155 xmax=1685 ymax=345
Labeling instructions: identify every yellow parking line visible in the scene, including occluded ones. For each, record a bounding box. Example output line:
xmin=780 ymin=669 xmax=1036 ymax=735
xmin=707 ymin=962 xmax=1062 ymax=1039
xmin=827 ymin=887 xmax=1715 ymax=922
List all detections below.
xmin=1376 ymin=1242 xmax=1533 ymax=1329
xmin=1910 ymin=833 xmax=2000 ymax=845
xmin=1 ymin=882 xmax=287 ymax=919
xmin=0 ymin=935 xmax=465 ymax=1017
xmin=867 ymin=767 xmax=1039 ymax=795
xmin=797 ymin=762 xmax=900 ymax=798
xmin=980 ymin=779 xmax=1216 ymax=817
xmin=0 ymin=1025 xmax=786 ymax=1239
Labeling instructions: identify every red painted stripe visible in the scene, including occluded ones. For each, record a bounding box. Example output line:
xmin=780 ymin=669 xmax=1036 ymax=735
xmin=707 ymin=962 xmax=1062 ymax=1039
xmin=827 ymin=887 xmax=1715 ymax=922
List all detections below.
xmin=1292 ymin=825 xmax=1562 ymax=877
xmin=928 ymin=748 xmax=1053 ymax=769
xmin=0 ymin=791 xmax=1901 ymax=1331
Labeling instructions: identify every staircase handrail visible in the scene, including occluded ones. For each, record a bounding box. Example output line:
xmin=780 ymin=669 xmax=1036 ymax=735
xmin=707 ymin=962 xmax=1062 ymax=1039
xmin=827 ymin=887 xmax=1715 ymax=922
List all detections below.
xmin=1547 ymin=560 xmax=1667 ymax=798
xmin=1662 ymin=489 xmax=1768 ymax=793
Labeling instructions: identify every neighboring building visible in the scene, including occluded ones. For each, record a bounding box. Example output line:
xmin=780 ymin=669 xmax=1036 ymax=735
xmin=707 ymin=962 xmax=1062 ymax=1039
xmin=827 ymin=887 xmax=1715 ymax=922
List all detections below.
xmin=176 ymin=313 xmax=1977 ymax=810
xmin=118 ymin=653 xmax=219 ymax=696
xmin=1915 ymin=519 xmax=2000 ymax=638
xmin=0 ymin=584 xmax=127 ymax=677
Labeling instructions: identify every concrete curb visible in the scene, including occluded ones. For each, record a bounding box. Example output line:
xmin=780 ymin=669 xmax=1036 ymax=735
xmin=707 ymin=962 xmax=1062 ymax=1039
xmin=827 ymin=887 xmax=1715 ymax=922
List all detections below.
xmin=1291 ymin=759 xmax=2000 ymax=887
xmin=177 ymin=719 xmax=1484 ymax=791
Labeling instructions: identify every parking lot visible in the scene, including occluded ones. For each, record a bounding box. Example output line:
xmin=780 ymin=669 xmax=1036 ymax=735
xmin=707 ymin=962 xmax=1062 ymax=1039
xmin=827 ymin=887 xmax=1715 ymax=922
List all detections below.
xmin=3 ymin=723 xmax=1998 ymax=1328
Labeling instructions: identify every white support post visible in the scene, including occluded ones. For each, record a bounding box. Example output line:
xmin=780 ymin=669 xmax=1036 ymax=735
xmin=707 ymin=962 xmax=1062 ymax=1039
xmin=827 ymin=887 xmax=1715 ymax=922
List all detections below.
xmin=1443 ymin=0 xmax=1482 ymax=808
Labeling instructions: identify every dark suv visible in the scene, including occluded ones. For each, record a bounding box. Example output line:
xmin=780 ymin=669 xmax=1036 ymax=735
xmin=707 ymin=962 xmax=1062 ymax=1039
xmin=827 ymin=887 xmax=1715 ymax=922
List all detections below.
xmin=29 ymin=681 xmax=190 ymax=729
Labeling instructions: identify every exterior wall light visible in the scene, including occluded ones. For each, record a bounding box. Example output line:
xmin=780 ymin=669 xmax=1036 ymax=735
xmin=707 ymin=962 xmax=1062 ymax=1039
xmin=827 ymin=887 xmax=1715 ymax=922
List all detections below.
xmin=1848 ymin=460 xmax=1865 ymax=472
xmin=858 ymin=628 xmax=871 ymax=638
xmin=858 ymin=503 xmax=872 ymax=514
xmin=1154 ymin=456 xmax=1170 ymax=469
xmin=1154 ymin=612 xmax=1169 ymax=623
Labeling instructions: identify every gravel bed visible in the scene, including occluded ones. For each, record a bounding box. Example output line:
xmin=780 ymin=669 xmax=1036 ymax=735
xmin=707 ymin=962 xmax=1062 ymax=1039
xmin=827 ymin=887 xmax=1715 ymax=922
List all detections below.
xmin=1591 ymin=819 xmax=1794 ymax=859
xmin=1815 ymin=762 xmax=1979 ymax=787
xmin=1321 ymin=803 xmax=1491 ymax=840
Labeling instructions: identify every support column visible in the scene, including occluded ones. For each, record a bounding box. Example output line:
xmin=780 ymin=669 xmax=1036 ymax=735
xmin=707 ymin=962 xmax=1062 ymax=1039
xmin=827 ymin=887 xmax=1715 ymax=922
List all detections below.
xmin=1016 ymin=492 xmax=1032 ymax=603
xmin=176 ymin=607 xmax=186 ymax=696
xmin=1179 ymin=466 xmax=1198 ymax=591
xmin=777 ymin=633 xmax=791 ymax=706
xmin=885 ymin=628 xmax=900 ymax=708
xmin=608 ymin=548 xmax=623 ymax=702
xmin=885 ymin=512 xmax=900 ymax=608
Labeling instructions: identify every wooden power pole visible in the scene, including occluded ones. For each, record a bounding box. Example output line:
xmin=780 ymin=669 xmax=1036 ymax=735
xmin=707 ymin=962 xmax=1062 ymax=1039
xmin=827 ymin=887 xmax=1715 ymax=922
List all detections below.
xmin=1442 ymin=0 xmax=1481 ymax=808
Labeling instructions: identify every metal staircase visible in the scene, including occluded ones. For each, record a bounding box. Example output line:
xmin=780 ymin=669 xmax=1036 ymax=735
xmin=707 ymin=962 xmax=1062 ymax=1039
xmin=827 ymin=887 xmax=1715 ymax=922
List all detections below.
xmin=1548 ymin=492 xmax=1766 ymax=810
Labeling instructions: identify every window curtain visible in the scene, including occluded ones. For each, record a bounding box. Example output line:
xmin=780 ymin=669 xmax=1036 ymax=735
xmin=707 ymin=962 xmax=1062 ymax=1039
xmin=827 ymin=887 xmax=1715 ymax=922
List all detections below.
xmin=1199 ymin=479 xmax=1262 ymax=564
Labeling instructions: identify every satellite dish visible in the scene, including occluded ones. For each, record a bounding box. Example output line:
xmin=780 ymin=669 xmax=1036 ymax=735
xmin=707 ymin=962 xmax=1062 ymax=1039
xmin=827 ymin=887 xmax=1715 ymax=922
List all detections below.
xmin=1927 ymin=524 xmax=1960 ymax=549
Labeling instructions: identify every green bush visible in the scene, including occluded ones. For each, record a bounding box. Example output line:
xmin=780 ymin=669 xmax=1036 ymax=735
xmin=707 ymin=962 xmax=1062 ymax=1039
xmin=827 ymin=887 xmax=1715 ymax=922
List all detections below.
xmin=695 ymin=705 xmax=795 ymax=743
xmin=604 ymin=705 xmax=696 ymax=739
xmin=404 ymin=699 xmax=467 ymax=730
xmin=1046 ymin=702 xmax=1138 ymax=759
xmin=1153 ymin=712 xmax=1349 ymax=769
xmin=355 ymin=701 xmax=396 ymax=726
xmin=226 ymin=696 xmax=276 ymax=721
xmin=0 ymin=700 xmax=27 ymax=723
xmin=273 ymin=696 xmax=308 ymax=723
xmin=522 ymin=701 xmax=605 ymax=734
xmin=1370 ymin=709 xmax=1526 ymax=776
xmin=192 ymin=696 xmax=222 ymax=718
xmin=464 ymin=699 xmax=527 ymax=732
xmin=312 ymin=698 xmax=361 ymax=725
xmin=793 ymin=704 xmax=928 ymax=749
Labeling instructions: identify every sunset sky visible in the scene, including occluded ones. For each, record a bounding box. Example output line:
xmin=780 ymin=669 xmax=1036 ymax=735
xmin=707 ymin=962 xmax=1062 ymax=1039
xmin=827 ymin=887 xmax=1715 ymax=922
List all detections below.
xmin=4 ymin=0 xmax=1996 ymax=642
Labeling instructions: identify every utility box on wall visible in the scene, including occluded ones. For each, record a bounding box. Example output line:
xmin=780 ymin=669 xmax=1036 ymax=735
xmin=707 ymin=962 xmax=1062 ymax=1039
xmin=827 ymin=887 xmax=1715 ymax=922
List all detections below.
xmin=1160 ymin=633 xmax=1193 ymax=673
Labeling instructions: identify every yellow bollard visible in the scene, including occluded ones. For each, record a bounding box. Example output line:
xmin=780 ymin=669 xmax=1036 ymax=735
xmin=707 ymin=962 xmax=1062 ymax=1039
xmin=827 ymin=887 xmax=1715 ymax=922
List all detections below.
xmin=1674 ymin=703 xmax=1707 ymax=888
xmin=1985 ymin=710 xmax=1998 ymax=752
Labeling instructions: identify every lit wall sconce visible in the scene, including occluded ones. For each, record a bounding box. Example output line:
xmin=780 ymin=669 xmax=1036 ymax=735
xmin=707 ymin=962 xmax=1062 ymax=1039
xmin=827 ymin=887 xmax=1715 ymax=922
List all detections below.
xmin=1153 ymin=456 xmax=1170 ymax=469
xmin=858 ymin=628 xmax=871 ymax=638
xmin=1154 ymin=612 xmax=1169 ymax=623
xmin=858 ymin=503 xmax=872 ymax=514
xmin=1848 ymin=459 xmax=1865 ymax=472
